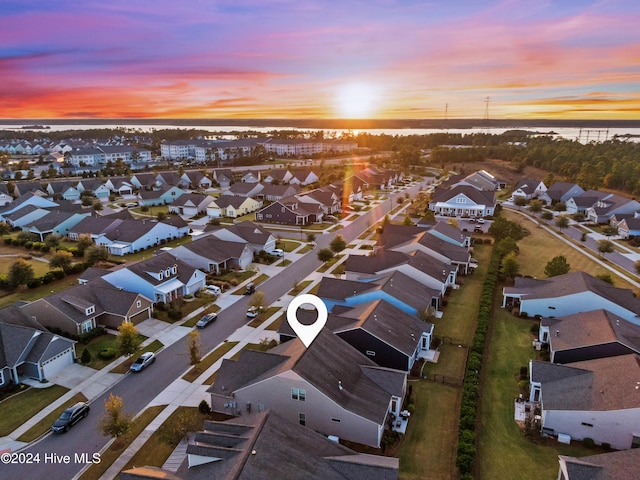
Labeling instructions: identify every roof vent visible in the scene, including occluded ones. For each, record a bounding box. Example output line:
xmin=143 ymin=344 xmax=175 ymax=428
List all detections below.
xmin=338 ymin=381 xmax=343 ymax=391
xmin=556 ymin=330 xmax=559 ymax=336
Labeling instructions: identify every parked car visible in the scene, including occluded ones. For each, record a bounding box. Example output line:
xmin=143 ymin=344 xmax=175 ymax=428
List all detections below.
xmin=246 ymin=306 xmax=261 ymax=318
xmin=130 ymin=352 xmax=156 ymax=372
xmin=202 ymin=285 xmax=221 ymax=296
xmin=196 ymin=313 xmax=217 ymax=328
xmin=268 ymin=248 xmax=284 ymax=257
xmin=324 ymin=215 xmax=338 ymax=223
xmin=244 ymin=283 xmax=255 ymax=295
xmin=125 ymin=202 xmax=138 ymax=208
xmin=473 ymin=226 xmax=483 ymax=233
xmin=476 ymin=218 xmax=485 ymax=224
xmin=51 ymin=402 xmax=90 ymax=433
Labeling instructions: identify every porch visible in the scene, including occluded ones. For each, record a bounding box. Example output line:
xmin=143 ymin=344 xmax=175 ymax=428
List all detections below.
xmin=391 ymin=410 xmax=412 ymax=434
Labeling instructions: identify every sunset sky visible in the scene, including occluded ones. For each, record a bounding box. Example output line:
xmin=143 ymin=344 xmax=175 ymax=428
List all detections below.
xmin=1 ymin=0 xmax=639 ymax=119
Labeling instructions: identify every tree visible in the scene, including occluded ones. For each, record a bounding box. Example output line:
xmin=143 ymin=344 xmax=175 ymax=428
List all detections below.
xmin=541 ymin=211 xmax=553 ymax=221
xmin=76 ymin=234 xmax=93 ymax=255
xmin=81 ymin=348 xmax=92 ymax=364
xmin=98 ymin=393 xmax=131 ymax=438
xmin=93 ymin=201 xmax=103 ymax=211
xmin=187 ymin=330 xmax=201 ymax=367
xmin=403 ymin=215 xmax=414 ymax=226
xmin=597 ymin=239 xmax=614 ymax=257
xmin=501 ymin=252 xmax=520 ymax=280
xmin=421 ymin=209 xmax=436 ymax=222
xmin=329 ymin=235 xmax=347 ymax=253
xmin=117 ymin=322 xmax=141 ymax=356
xmin=635 ymin=259 xmax=640 ymax=275
xmin=488 ymin=217 xmax=524 ymax=241
xmin=446 ymin=217 xmax=459 ymax=228
xmin=306 ymin=233 xmax=316 ymax=243
xmin=248 ymin=290 xmax=266 ymax=310
xmin=44 ymin=233 xmax=61 ymax=248
xmin=317 ymin=248 xmax=335 ymax=262
xmin=8 ymin=259 xmax=34 ymax=287
xmin=495 ymin=237 xmax=519 ymax=258
xmin=49 ymin=251 xmax=73 ymax=272
xmin=528 ymin=199 xmax=543 ymax=214
xmin=544 ymin=255 xmax=571 ymax=277
xmin=555 ymin=215 xmax=569 ymax=232
xmin=514 ymin=196 xmax=527 ymax=208
xmin=86 ymin=245 xmax=109 ymax=265
xmin=157 ymin=211 xmax=166 ymax=221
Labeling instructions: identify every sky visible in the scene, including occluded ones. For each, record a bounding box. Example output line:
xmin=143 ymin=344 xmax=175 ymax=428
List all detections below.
xmin=1 ymin=0 xmax=639 ymax=120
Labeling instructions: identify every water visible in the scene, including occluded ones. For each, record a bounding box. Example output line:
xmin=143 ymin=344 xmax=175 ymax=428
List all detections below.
xmin=2 ymin=122 xmax=640 ymax=143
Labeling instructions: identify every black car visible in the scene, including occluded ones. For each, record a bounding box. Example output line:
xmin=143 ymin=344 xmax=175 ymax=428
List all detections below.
xmin=51 ymin=402 xmax=90 ymax=433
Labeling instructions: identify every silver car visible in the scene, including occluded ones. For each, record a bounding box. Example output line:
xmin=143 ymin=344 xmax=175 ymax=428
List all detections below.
xmin=130 ymin=352 xmax=155 ymax=372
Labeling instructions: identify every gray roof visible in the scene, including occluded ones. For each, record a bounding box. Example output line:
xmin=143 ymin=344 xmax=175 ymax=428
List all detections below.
xmin=513 ymin=178 xmax=543 ymax=195
xmin=431 ymin=185 xmax=496 ymax=206
xmin=506 ymin=271 xmax=640 ymax=315
xmin=213 ymin=195 xmax=251 ymax=209
xmin=209 ymin=330 xmax=406 ymax=424
xmin=428 ymin=221 xmax=469 ymax=244
xmin=178 ymin=236 xmax=247 ymax=263
xmin=559 ymin=448 xmax=640 ymax=480
xmin=0 ymin=321 xmax=74 ymax=370
xmin=543 ymin=182 xmax=583 ymax=200
xmin=531 ymin=355 xmax=640 ymax=411
xmin=121 ymin=252 xmax=196 ymax=287
xmin=24 ymin=210 xmax=84 ymax=231
xmin=171 ymin=193 xmax=211 ymax=207
xmin=223 ymin=221 xmax=273 ymax=245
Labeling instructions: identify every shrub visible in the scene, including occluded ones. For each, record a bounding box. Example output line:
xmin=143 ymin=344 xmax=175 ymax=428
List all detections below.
xmin=24 ymin=241 xmax=33 ymax=250
xmin=198 ymin=399 xmax=212 ymax=415
xmin=81 ymin=348 xmax=92 ymax=364
xmin=168 ymin=308 xmax=182 ymax=321
xmin=582 ymin=437 xmax=595 ymax=448
xmin=3 ymin=237 xmax=12 ymax=245
xmin=79 ymin=326 xmax=105 ymax=344
xmin=27 ymin=278 xmax=42 ymax=288
xmin=98 ymin=347 xmax=117 ymax=360
xmin=407 ymin=404 xmax=415 ymax=414
xmin=520 ymin=311 xmax=529 ymax=318
xmin=156 ymin=301 xmax=168 ymax=311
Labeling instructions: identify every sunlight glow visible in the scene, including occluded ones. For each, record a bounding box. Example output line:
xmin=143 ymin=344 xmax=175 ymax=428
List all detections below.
xmin=336 ymin=83 xmax=379 ymax=118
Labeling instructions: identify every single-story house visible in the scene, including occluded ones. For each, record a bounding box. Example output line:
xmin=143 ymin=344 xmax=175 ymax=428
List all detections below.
xmin=511 ymin=178 xmax=547 ymax=201
xmin=428 ymin=185 xmax=496 ymax=218
xmin=538 ymin=182 xmax=584 ymax=205
xmin=206 ymin=221 xmax=276 ymax=253
xmin=138 ymin=185 xmax=184 ymax=206
xmin=168 ymin=193 xmax=214 ymax=217
xmin=206 ymin=195 xmax=261 ymax=219
xmin=170 ymin=237 xmax=253 ymax=273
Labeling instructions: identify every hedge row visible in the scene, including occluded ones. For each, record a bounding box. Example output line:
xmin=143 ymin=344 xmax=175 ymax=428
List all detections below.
xmin=4 ymin=237 xmax=51 ymax=252
xmin=0 ymin=261 xmax=89 ymax=289
xmin=456 ymin=249 xmax=501 ymax=478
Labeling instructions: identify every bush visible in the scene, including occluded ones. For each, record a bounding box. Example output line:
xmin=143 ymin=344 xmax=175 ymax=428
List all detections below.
xmin=198 ymin=399 xmax=211 ymax=415
xmin=27 ymin=278 xmax=42 ymax=288
xmin=79 ymin=326 xmax=105 ymax=344
xmin=24 ymin=241 xmax=33 ymax=250
xmin=98 ymin=348 xmax=117 ymax=360
xmin=156 ymin=301 xmax=168 ymax=311
xmin=582 ymin=437 xmax=595 ymax=448
xmin=168 ymin=308 xmax=182 ymax=321
xmin=81 ymin=348 xmax=92 ymax=364
xmin=3 ymin=237 xmax=12 ymax=245
xmin=407 ymin=404 xmax=415 ymax=414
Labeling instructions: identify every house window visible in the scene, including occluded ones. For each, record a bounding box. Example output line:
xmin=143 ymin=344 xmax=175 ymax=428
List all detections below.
xmin=81 ymin=320 xmax=92 ymax=333
xmin=0 ymin=370 xmax=4 ymax=385
xmin=136 ymin=300 xmax=142 ymax=308
xmin=257 ymin=403 xmax=265 ymax=412
xmin=86 ymin=305 xmax=95 ymax=315
xmin=281 ymin=207 xmax=285 ymax=213
xmin=456 ymin=197 xmax=466 ymax=203
xmin=292 ymin=388 xmax=306 ymax=401
xmin=299 ymin=412 xmax=306 ymax=426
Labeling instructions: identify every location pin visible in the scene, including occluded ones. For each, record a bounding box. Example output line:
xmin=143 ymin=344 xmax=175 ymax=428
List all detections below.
xmin=287 ymin=294 xmax=328 ymax=348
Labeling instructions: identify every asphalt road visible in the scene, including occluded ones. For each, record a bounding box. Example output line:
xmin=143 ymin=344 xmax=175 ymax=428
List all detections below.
xmin=3 ymin=181 xmax=427 ymax=480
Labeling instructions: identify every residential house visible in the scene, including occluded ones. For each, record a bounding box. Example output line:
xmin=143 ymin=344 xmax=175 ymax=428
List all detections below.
xmin=428 ymin=185 xmax=496 ymax=218
xmin=0 ymin=192 xmax=58 ymax=220
xmin=297 ymin=188 xmax=342 ymax=215
xmin=317 ymin=271 xmax=441 ymax=316
xmin=502 ymin=271 xmax=640 ymax=325
xmin=255 ymin=196 xmax=318 ymax=225
xmin=11 ymin=182 xmax=46 ymax=198
xmin=263 ymin=168 xmax=293 ymax=184
xmin=180 ymin=170 xmax=212 ymax=190
xmin=138 ymin=185 xmax=184 ymax=206
xmin=120 ymin=410 xmax=399 ymax=480
xmin=557 ymin=448 xmax=640 ymax=480
xmin=0 ymin=309 xmax=76 ymax=386
xmin=156 ymin=172 xmax=184 ymax=189
xmin=289 ymin=169 xmax=320 ymax=186
xmin=345 ymin=249 xmax=457 ymax=298
xmin=222 ymin=182 xmax=264 ymax=199
xmin=22 ymin=210 xmax=92 ymax=241
xmin=105 ymin=177 xmax=134 ymax=196
xmin=130 ymin=172 xmax=159 ymax=191
xmin=46 ymin=181 xmax=81 ymax=201
xmin=529 ymin=354 xmax=640 ymax=450
xmin=20 ymin=278 xmax=153 ymax=334
xmin=586 ymin=193 xmax=640 ymax=224
xmin=207 ymin=195 xmax=261 ymax=219
xmin=426 ymin=221 xmax=471 ymax=248
xmin=206 ymin=221 xmax=276 ymax=253
xmin=170 ymin=236 xmax=253 ymax=273
xmin=211 ymin=169 xmax=234 ymax=189
xmin=511 ymin=178 xmax=547 ymax=201
xmin=77 ymin=179 xmax=111 ymax=199
xmin=99 ymin=252 xmax=206 ymax=304
xmin=2 ymin=204 xmax=51 ymax=228
xmin=279 ymin=299 xmax=433 ymax=372
xmin=256 ymin=183 xmax=301 ymax=202
xmin=617 ymin=215 xmax=640 ymax=239
xmin=168 ymin=193 xmax=214 ymax=218
xmin=452 ymin=170 xmax=502 ymax=191
xmin=93 ymin=218 xmax=187 ymax=256
xmin=539 ymin=310 xmax=640 ymax=364
xmin=68 ymin=214 xmax=128 ymax=241
xmin=241 ymin=170 xmax=260 ymax=183
xmin=0 ymin=184 xmax=12 ymax=207
xmin=565 ymin=189 xmax=609 ymax=215
xmin=341 ymin=175 xmax=366 ymax=202
xmin=538 ymin=182 xmax=585 ymax=205
xmin=208 ymin=330 xmax=407 ymax=448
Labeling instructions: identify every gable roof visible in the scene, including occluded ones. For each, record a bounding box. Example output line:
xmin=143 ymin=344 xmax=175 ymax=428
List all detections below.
xmin=119 ymin=252 xmax=196 ymax=287
xmin=513 ymin=178 xmax=543 ymax=195
xmin=178 ymin=236 xmax=247 ymax=263
xmin=431 ymin=185 xmax=496 ymax=206
xmin=559 ymin=448 xmax=640 ymax=480
xmin=171 ymin=193 xmax=211 ymax=207
xmin=213 ymin=195 xmax=254 ymax=209
xmin=223 ymin=221 xmax=273 ymax=244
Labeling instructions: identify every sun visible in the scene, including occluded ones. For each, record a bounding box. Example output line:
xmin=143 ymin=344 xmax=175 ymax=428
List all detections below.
xmin=335 ymin=83 xmax=379 ymax=118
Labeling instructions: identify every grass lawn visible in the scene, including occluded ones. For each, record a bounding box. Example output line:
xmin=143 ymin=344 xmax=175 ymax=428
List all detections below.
xmin=0 ymin=272 xmax=82 ymax=309
xmin=477 ymin=306 xmax=600 ymax=479
xmin=277 ymin=240 xmax=301 ymax=252
xmin=297 ymin=244 xmax=314 ymax=254
xmin=289 ymin=279 xmax=312 ymax=296
xmin=154 ymin=296 xmax=211 ymax=323
xmin=182 ymin=341 xmax=239 ymax=382
xmin=399 ymin=382 xmax=459 ymax=480
xmin=17 ymin=392 xmax=88 ymax=442
xmin=276 ymin=259 xmax=292 ymax=267
xmin=502 ymin=210 xmax=637 ymax=290
xmin=316 ymin=254 xmax=344 ymax=273
xmin=122 ymin=407 xmax=210 ymax=470
xmin=109 ymin=340 xmax=164 ymax=374
xmin=305 ymin=223 xmax=333 ymax=231
xmin=79 ymin=405 xmax=166 ymax=480
xmin=247 ymin=306 xmax=281 ymax=328
xmin=0 ymin=385 xmax=69 ymax=436
xmin=77 ymin=333 xmax=121 ymax=370
xmin=265 ymin=313 xmax=284 ymax=332
xmin=0 ymin=255 xmax=51 ymax=277
xmin=212 ymin=269 xmax=255 ymax=284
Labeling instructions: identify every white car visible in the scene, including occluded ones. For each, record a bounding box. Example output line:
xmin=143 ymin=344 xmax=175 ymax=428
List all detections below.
xmin=477 ymin=218 xmax=486 ymax=224
xmin=246 ymin=306 xmax=261 ymax=318
xmin=268 ymin=248 xmax=284 ymax=257
xmin=202 ymin=285 xmax=221 ymax=296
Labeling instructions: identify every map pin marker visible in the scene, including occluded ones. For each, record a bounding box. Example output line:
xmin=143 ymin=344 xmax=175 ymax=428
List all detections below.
xmin=287 ymin=294 xmax=328 ymax=348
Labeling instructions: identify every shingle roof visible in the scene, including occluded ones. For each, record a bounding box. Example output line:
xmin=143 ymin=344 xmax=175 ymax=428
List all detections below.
xmin=559 ymin=448 xmax=640 ymax=480
xmin=431 ymin=185 xmax=496 ymax=206
xmin=213 ymin=195 xmax=251 ymax=209
xmin=513 ymin=178 xmax=543 ymax=195
xmin=178 ymin=236 xmax=247 ymax=263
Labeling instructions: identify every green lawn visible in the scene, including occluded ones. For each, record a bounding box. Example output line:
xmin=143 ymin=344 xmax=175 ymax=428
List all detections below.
xmin=265 ymin=313 xmax=285 ymax=332
xmin=276 ymin=259 xmax=292 ymax=267
xmin=182 ymin=341 xmax=239 ymax=382
xmin=288 ymin=280 xmax=312 ymax=296
xmin=77 ymin=333 xmax=120 ymax=370
xmin=17 ymin=392 xmax=88 ymax=442
xmin=297 ymin=244 xmax=314 ymax=254
xmin=181 ymin=304 xmax=221 ymax=327
xmin=316 ymin=254 xmax=344 ymax=273
xmin=247 ymin=306 xmax=281 ymax=328
xmin=0 ymin=255 xmax=51 ymax=277
xmin=477 ymin=307 xmax=600 ymax=479
xmin=79 ymin=405 xmax=166 ymax=480
xmin=400 ymin=382 xmax=459 ymax=480
xmin=277 ymin=240 xmax=302 ymax=252
xmin=0 ymin=272 xmax=82 ymax=309
xmin=0 ymin=385 xmax=69 ymax=436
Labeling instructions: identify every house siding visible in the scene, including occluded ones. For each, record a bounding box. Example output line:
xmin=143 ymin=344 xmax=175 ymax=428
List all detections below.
xmin=213 ymin=371 xmax=385 ymax=448
xmin=337 ymin=329 xmax=411 ymax=371
xmin=542 ymin=407 xmax=640 ymax=450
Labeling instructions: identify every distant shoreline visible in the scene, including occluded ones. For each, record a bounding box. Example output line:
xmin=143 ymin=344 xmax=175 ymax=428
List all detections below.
xmin=0 ymin=118 xmax=638 ymax=129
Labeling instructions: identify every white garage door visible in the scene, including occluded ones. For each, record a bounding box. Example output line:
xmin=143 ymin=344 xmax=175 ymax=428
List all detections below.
xmin=42 ymin=348 xmax=75 ymax=379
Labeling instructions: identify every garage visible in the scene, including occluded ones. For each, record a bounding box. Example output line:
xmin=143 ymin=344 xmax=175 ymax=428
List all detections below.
xmin=129 ymin=307 xmax=152 ymax=325
xmin=41 ymin=345 xmax=76 ymax=380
